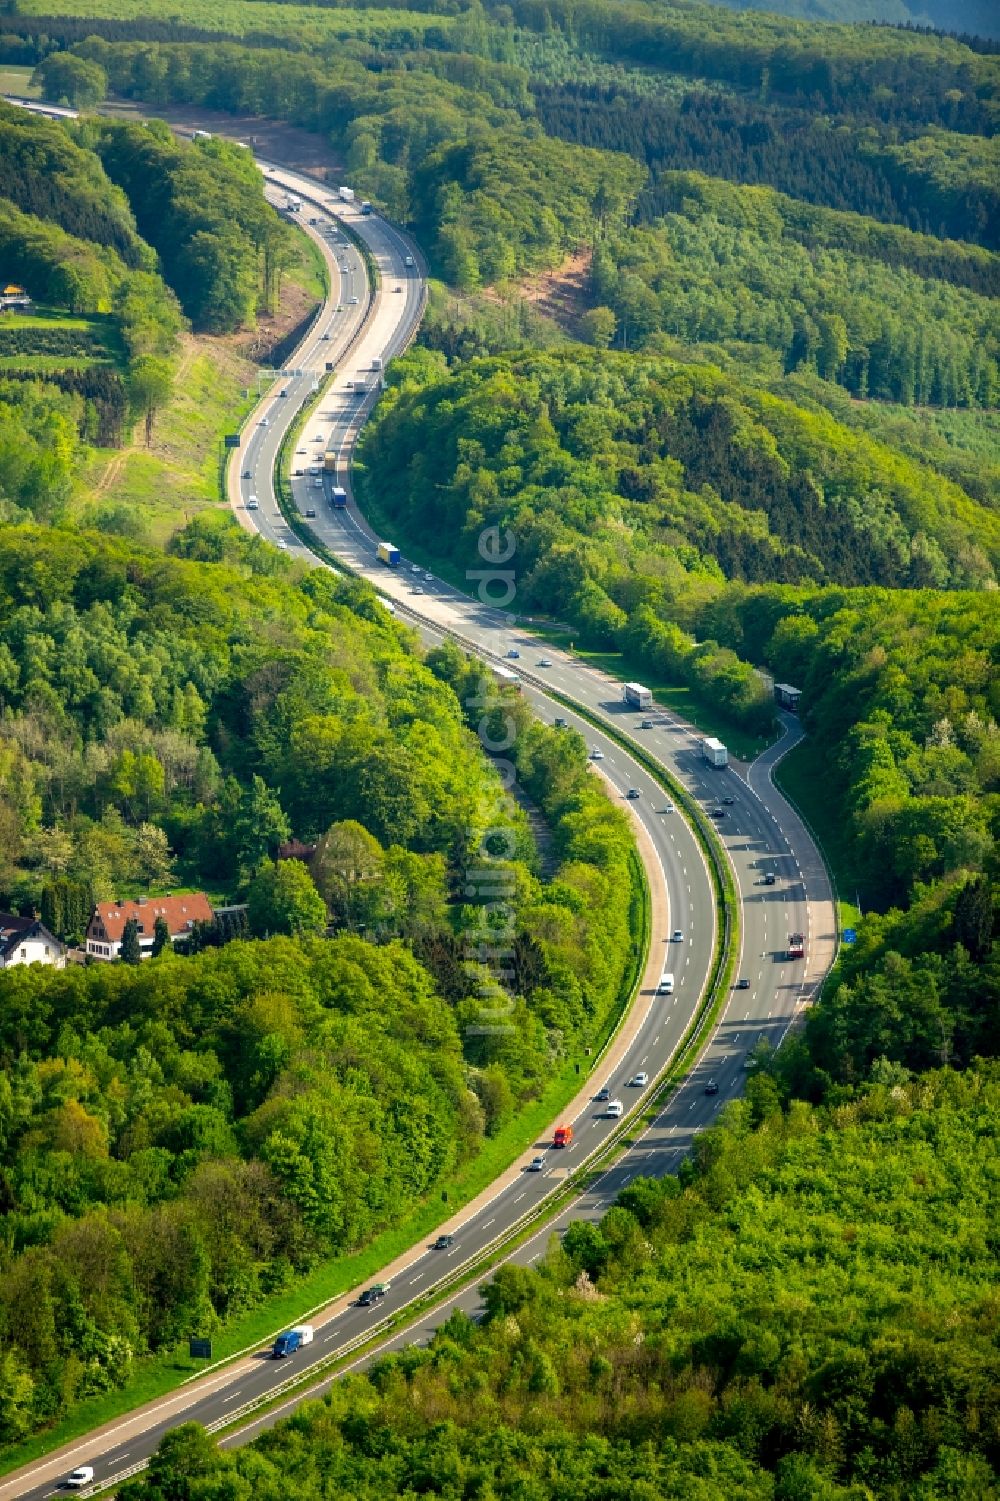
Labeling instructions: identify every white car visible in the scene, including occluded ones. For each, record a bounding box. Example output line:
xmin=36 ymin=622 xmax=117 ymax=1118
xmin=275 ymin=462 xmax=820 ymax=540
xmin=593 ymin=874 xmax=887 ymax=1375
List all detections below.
xmin=527 ymin=1155 xmax=546 ymax=1171
xmin=65 ymin=1469 xmax=95 ymax=1490
xmin=589 ymin=748 xmax=604 ymax=760
xmin=411 ymin=564 xmax=421 ymax=574
xmin=537 ymin=658 xmax=553 ymax=668
xmin=605 ymin=1099 xmax=624 ymax=1118
xmin=630 ymin=1072 xmax=649 ymax=1088
xmin=348 ymin=295 xmax=359 ymax=304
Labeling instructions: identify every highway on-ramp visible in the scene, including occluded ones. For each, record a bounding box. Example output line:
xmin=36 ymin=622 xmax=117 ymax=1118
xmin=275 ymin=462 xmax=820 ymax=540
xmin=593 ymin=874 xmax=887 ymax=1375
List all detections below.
xmin=1 ymin=154 xmax=835 ymax=1501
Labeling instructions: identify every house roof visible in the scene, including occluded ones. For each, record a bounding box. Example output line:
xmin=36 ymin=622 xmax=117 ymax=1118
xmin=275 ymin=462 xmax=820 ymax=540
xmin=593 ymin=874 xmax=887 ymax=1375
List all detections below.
xmin=0 ymin=913 xmax=63 ymax=960
xmin=90 ymin=893 xmax=214 ymax=942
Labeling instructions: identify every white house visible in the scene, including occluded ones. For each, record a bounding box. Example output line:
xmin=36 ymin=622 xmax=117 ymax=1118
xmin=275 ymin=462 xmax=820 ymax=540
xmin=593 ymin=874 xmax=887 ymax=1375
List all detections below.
xmin=0 ymin=913 xmax=66 ymax=969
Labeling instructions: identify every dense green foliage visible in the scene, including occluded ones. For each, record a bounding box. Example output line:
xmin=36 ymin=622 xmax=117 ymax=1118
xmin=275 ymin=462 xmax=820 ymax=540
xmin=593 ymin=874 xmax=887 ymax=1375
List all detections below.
xmin=361 ymin=347 xmax=998 ymax=605
xmin=591 ymin=174 xmax=999 ymax=407
xmin=84 ymin=119 xmax=294 ymax=331
xmin=0 ymin=937 xmax=471 ymax=1441
xmin=121 ymin=1065 xmax=1000 ymax=1499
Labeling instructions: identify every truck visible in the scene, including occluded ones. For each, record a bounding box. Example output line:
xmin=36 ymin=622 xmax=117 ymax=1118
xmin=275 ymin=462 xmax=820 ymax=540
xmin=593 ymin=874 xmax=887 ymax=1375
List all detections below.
xmin=272 ymin=1324 xmax=314 ymax=1358
xmin=360 ymin=200 xmax=373 ymax=215
xmin=774 ymin=682 xmax=802 ymax=713
xmin=376 ymin=542 xmax=400 ymax=566
xmin=553 ymin=1124 xmax=573 ymax=1148
xmin=339 ymin=186 xmax=355 ymax=203
xmin=787 ymin=932 xmax=805 ymax=960
xmin=331 ymin=486 xmax=348 ymax=509
xmin=490 ymin=664 xmax=521 ymax=694
xmin=702 ymin=737 xmax=728 ymax=768
xmin=285 ymin=195 xmax=301 ymax=212
xmin=323 ymin=449 xmax=337 ymax=473
xmin=623 ymin=682 xmax=652 ymax=710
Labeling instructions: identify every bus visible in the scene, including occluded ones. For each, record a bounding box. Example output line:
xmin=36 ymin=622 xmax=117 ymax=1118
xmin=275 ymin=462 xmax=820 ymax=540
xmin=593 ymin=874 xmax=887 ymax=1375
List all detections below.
xmin=331 ymin=487 xmax=347 ymax=509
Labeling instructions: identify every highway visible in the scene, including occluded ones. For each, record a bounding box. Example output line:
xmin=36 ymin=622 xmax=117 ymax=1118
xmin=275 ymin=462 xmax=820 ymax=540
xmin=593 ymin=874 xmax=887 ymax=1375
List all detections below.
xmin=2 ymin=157 xmax=835 ymax=1501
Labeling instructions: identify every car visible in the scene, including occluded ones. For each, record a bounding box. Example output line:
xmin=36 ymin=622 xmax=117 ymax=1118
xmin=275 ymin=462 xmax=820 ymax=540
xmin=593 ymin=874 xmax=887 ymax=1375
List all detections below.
xmin=348 ymin=295 xmax=359 ymax=304
xmin=305 ymin=507 xmax=316 ymax=518
xmin=605 ymin=1099 xmax=624 ymax=1118
xmin=394 ymin=285 xmax=403 ymax=293
xmin=626 ymin=788 xmax=640 ymax=800
xmin=279 ymin=388 xmax=288 ymax=397
xmin=671 ymin=929 xmax=684 ymax=942
xmin=596 ymin=1085 xmax=611 ymax=1102
xmin=722 ymin=796 xmax=735 ymax=805
xmin=64 ymin=1468 xmax=95 ymax=1490
xmin=711 ymin=807 xmax=726 ymax=818
xmin=704 ymin=1081 xmax=719 ymax=1095
xmin=641 ymin=719 xmax=653 ymax=729
xmin=312 ymin=478 xmax=323 ymax=489
xmin=277 ymin=540 xmax=288 ymax=550
xmin=321 ymin=332 xmax=331 ymax=340
xmin=763 ymin=873 xmax=777 ymax=886
xmin=292 ymin=469 xmax=303 ymax=477
xmin=309 ymin=216 xmax=318 ymax=225
xmin=527 ymin=1155 xmax=546 ymax=1171
xmin=259 ymin=416 xmax=269 ymax=426
xmin=743 ymin=1055 xmax=760 ymax=1071
xmin=246 ymin=496 xmax=259 ymax=510
xmin=358 ymin=1283 xmax=390 ymax=1307
xmin=735 ymin=977 xmax=750 ymax=990
xmin=404 ymin=254 xmax=415 ymax=267
xmin=413 ymin=585 xmax=424 ymax=594
xmin=411 ymin=564 xmax=421 ymax=574
xmin=424 ymin=571 xmax=433 ymax=580
xmin=506 ymin=649 xmax=520 ymax=659
xmin=433 ymin=1234 xmax=455 ymax=1250
xmin=589 ymin=748 xmax=604 ymax=760
xmin=297 ymin=447 xmax=307 ymax=454
xmin=341 ymin=264 xmax=350 ymax=271
xmin=554 ymin=717 xmax=567 ymax=728
xmin=537 ymin=658 xmax=553 ymax=668
xmin=630 ymin=1072 xmax=649 ymax=1088
xmin=662 ymin=800 xmax=675 ymax=813
xmin=345 ymin=380 xmax=354 ymax=389
xmin=242 ymin=469 xmax=251 ymax=479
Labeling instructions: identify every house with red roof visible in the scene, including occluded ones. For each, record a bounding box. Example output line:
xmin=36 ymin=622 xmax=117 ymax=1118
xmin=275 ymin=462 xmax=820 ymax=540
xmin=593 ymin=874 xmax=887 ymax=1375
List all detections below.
xmin=85 ymin=893 xmax=214 ymax=961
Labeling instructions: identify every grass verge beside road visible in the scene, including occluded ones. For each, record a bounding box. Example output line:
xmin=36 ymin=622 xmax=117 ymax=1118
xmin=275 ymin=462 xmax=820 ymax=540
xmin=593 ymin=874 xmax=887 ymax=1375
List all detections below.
xmin=772 ymin=735 xmax=859 ymax=932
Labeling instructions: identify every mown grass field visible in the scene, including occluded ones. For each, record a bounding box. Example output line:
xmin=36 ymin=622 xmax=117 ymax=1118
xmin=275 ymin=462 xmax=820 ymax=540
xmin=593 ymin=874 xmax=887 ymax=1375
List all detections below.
xmin=0 ymin=64 xmax=39 ymax=98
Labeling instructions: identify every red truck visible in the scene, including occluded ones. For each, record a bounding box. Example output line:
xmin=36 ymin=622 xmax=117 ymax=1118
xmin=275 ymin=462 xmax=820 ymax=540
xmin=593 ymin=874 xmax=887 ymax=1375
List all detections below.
xmin=553 ymin=1124 xmax=574 ymax=1148
xmin=787 ymin=932 xmax=804 ymax=960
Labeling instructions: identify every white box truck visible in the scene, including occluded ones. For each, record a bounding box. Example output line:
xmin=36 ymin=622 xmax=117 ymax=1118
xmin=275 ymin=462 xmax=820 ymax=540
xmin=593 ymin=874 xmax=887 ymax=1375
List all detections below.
xmin=339 ymin=186 xmax=355 ymax=203
xmin=702 ymin=737 xmax=728 ymax=768
xmin=623 ymin=682 xmax=652 ymax=710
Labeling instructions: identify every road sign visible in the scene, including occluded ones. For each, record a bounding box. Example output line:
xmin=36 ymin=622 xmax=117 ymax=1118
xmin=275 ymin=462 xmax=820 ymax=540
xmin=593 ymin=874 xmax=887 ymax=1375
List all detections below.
xmin=189 ymin=1338 xmax=213 ymax=1359
xmin=224 ymin=434 xmax=241 ymax=449
xmin=842 ymin=928 xmax=857 ymax=945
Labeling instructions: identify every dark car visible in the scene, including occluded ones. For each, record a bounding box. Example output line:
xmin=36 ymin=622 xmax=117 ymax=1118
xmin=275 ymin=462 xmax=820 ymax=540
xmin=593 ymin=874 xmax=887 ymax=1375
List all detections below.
xmin=735 ymin=978 xmax=750 ymax=990
xmin=722 ymin=796 xmax=735 ymax=805
xmin=279 ymin=389 xmax=288 ymax=397
xmin=763 ymin=873 xmax=777 ymax=886
xmin=433 ymin=1234 xmax=455 ymax=1250
xmin=554 ymin=717 xmax=567 ymax=728
xmin=358 ymin=1284 xmax=389 ymax=1307
xmin=305 ymin=507 xmax=316 ymax=518
xmin=704 ymin=1081 xmax=719 ymax=1095
xmin=710 ymin=807 xmax=726 ymax=818
xmin=242 ymin=469 xmax=252 ymax=479
xmin=626 ymin=789 xmax=640 ymax=800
